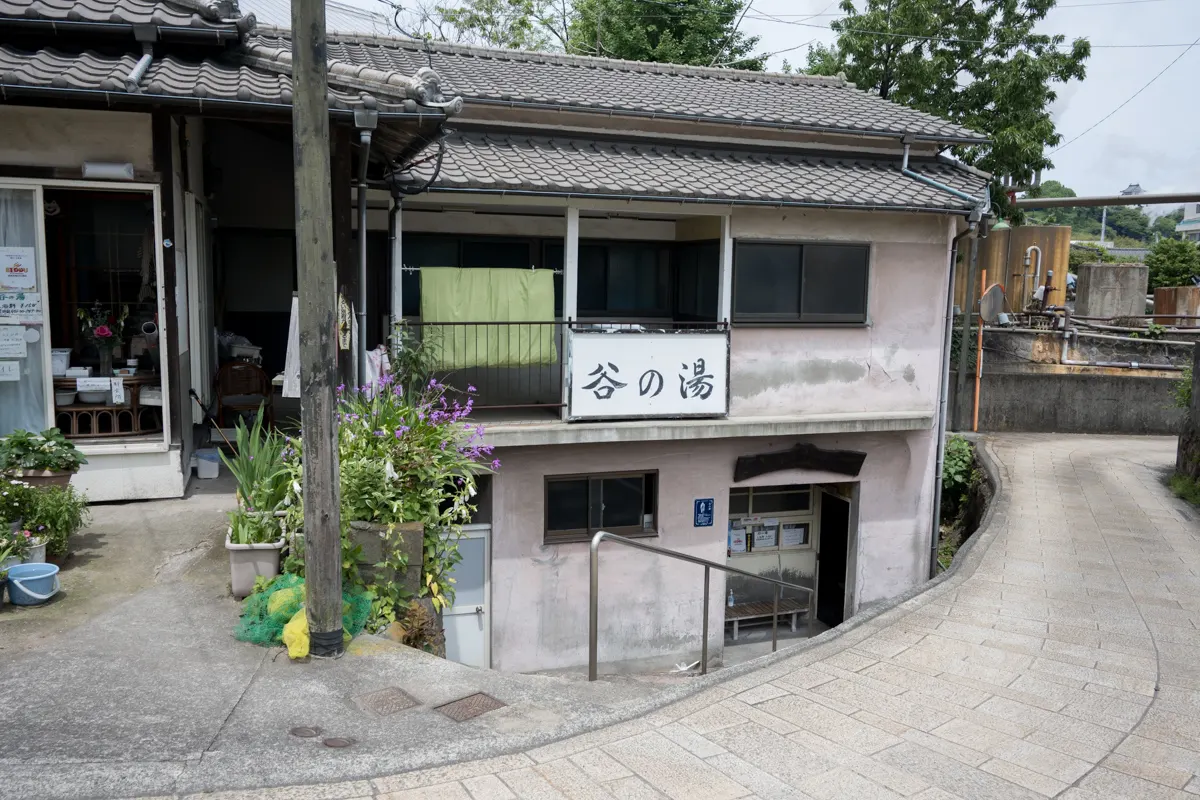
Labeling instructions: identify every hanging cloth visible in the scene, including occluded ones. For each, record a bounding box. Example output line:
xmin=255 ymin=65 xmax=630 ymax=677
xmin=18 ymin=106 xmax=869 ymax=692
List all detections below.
xmin=419 ymin=268 xmax=556 ymax=369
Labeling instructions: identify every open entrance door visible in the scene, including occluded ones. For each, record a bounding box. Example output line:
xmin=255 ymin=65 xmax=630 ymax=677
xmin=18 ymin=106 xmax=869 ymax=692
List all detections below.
xmin=816 ymin=490 xmax=850 ymax=628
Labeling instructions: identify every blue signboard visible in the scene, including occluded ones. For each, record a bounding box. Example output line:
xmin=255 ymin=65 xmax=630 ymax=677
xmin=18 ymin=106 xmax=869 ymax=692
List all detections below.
xmin=694 ymin=498 xmax=714 ymax=527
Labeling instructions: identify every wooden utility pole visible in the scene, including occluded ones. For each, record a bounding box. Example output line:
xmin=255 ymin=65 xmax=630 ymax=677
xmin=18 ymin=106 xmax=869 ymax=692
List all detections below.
xmin=291 ymin=0 xmax=343 ymax=655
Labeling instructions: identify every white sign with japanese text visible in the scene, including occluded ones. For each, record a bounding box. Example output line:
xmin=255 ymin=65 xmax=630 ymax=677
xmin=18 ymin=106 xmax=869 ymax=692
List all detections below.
xmin=0 ymin=248 xmax=36 ymax=291
xmin=0 ymin=361 xmax=19 ymax=382
xmin=568 ymin=331 xmax=728 ymax=420
xmin=0 ymin=292 xmax=41 ymax=322
xmin=0 ymin=325 xmax=26 ymax=358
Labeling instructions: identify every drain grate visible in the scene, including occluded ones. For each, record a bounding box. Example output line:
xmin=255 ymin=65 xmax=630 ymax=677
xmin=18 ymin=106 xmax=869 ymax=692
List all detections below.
xmin=435 ymin=692 xmax=506 ymax=722
xmin=354 ymin=686 xmax=419 ymax=716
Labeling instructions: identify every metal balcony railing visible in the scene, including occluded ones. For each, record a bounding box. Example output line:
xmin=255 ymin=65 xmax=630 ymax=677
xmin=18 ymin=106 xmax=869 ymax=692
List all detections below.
xmin=588 ymin=530 xmax=815 ymax=681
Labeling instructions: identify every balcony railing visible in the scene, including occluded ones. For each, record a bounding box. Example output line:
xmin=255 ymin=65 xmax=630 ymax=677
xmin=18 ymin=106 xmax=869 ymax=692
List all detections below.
xmin=406 ymin=320 xmax=730 ymax=419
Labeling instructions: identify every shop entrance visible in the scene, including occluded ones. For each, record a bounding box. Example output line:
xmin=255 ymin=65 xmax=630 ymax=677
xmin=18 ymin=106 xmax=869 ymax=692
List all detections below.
xmin=816 ymin=489 xmax=851 ymax=628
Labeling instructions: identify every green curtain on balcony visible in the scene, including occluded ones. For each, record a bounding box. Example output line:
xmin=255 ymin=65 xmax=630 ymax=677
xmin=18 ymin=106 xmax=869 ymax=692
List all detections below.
xmin=419 ymin=267 xmax=557 ymax=369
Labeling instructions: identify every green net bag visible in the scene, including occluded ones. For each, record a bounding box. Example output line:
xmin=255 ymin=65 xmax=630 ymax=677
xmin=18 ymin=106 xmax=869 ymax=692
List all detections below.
xmin=235 ymin=574 xmax=373 ymax=647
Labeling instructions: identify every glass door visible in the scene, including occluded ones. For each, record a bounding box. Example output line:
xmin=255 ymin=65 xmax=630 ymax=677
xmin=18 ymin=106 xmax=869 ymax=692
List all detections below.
xmin=0 ymin=185 xmax=52 ymax=437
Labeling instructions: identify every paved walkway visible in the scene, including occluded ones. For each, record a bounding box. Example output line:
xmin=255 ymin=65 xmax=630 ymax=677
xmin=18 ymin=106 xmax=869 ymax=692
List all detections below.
xmin=254 ymin=434 xmax=1200 ymax=800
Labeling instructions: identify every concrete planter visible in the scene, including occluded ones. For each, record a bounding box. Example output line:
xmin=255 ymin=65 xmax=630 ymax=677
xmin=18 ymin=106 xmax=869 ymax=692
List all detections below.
xmin=347 ymin=520 xmax=425 ymax=598
xmin=18 ymin=470 xmax=74 ymax=489
xmin=225 ymin=528 xmax=285 ymax=599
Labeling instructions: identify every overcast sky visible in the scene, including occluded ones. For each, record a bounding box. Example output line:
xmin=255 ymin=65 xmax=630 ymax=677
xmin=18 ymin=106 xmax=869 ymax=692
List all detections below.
xmin=344 ymin=0 xmax=1199 ymax=201
xmin=743 ymin=0 xmax=1200 ymax=201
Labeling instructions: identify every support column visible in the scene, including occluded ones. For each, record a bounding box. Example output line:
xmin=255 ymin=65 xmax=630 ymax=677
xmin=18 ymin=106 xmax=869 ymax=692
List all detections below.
xmin=561 ymin=206 xmax=579 ymax=420
xmin=718 ymin=214 xmax=734 ymax=324
xmin=389 ymin=197 xmax=403 ymax=345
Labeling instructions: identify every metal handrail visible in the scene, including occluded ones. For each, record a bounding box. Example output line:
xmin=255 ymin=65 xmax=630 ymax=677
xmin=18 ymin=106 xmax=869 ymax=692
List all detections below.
xmin=588 ymin=530 xmax=815 ymax=681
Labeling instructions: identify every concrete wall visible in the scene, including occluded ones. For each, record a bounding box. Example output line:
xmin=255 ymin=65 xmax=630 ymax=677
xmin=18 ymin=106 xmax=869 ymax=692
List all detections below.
xmin=951 ymin=369 xmax=1183 ymax=435
xmin=0 ymin=107 xmax=153 ymax=173
xmin=730 ymin=209 xmax=951 ymax=419
xmin=1076 ymin=262 xmax=1149 ymax=318
xmin=489 ymin=428 xmax=936 ymax=672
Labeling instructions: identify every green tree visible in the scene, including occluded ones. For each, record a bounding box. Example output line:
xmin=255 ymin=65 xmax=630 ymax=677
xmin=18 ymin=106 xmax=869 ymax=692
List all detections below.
xmin=567 ymin=0 xmax=763 ymax=67
xmin=1153 ymin=208 xmax=1186 ymax=241
xmin=1146 ymin=238 xmax=1200 ymax=289
xmin=806 ymin=0 xmax=1090 ymax=218
xmin=395 ymin=0 xmax=572 ymax=50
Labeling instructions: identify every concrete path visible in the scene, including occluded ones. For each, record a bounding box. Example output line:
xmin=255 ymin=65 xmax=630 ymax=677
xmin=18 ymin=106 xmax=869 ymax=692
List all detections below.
xmin=251 ymin=434 xmax=1200 ymax=800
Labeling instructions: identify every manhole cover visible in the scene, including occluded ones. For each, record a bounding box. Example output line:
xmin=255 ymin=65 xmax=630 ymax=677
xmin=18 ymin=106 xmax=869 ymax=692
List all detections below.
xmin=323 ymin=737 xmax=355 ymax=748
xmin=289 ymin=726 xmax=320 ymax=738
xmin=435 ymin=693 xmax=506 ymax=722
xmin=353 ymin=686 xmax=418 ymax=716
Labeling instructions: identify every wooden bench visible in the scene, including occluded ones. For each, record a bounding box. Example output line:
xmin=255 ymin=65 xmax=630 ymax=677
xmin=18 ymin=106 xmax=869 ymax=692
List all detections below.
xmin=725 ymin=599 xmax=808 ymax=641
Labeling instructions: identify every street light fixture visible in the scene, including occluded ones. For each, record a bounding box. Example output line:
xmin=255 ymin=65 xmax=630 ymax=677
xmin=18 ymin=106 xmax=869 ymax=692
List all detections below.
xmin=1100 ymin=183 xmax=1146 ymax=245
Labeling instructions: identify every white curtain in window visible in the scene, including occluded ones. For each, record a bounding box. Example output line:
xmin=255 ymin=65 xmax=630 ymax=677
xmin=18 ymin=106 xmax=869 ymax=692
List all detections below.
xmin=0 ymin=188 xmax=48 ymax=436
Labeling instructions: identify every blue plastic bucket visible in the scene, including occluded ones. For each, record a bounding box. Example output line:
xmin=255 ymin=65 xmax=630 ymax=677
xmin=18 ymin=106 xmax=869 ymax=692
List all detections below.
xmin=6 ymin=562 xmax=60 ymax=606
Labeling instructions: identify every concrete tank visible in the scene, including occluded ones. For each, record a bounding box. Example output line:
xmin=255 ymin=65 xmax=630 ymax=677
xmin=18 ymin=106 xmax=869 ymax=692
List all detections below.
xmin=1075 ymin=262 xmax=1149 ymax=319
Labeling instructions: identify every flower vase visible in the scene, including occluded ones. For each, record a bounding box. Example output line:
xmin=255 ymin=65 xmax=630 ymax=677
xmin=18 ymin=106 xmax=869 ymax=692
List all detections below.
xmin=98 ymin=348 xmax=113 ymax=377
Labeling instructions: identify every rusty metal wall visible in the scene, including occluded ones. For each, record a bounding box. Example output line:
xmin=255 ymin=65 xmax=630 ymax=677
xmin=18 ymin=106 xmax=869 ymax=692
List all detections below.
xmin=954 ymin=225 xmax=1071 ymax=312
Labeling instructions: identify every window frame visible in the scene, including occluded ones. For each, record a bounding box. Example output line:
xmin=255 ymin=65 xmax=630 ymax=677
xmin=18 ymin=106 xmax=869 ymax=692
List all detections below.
xmin=732 ymin=240 xmax=872 ymax=326
xmin=576 ymin=238 xmax=674 ymax=320
xmin=544 ymin=469 xmax=659 ymax=544
xmin=729 ymin=484 xmax=816 ymax=554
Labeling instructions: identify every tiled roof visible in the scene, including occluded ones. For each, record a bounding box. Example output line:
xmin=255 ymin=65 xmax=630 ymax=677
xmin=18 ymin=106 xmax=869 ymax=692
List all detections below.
xmin=0 ymin=0 xmax=246 ymax=31
xmin=243 ymin=30 xmax=984 ymax=143
xmin=425 ymin=133 xmax=987 ymax=212
xmin=0 ymin=44 xmax=407 ymax=110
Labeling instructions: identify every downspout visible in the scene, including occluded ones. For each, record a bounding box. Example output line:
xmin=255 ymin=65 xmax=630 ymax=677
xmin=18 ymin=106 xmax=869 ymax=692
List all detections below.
xmin=124 ymin=25 xmax=159 ymax=93
xmin=930 ymin=217 xmax=980 ymax=578
xmin=354 ymin=110 xmax=378 ymax=389
xmin=901 ymin=137 xmax=988 ymax=207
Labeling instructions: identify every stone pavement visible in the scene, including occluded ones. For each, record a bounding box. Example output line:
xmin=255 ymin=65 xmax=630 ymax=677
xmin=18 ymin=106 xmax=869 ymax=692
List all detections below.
xmin=247 ymin=434 xmax=1200 ymax=800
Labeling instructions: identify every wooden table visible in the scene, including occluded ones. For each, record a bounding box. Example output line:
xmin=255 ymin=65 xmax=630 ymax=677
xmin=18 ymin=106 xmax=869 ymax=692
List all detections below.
xmin=53 ymin=373 xmax=163 ymax=438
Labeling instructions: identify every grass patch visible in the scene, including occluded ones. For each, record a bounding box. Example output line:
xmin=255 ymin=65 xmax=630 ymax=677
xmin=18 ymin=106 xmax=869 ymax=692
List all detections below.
xmin=1169 ymin=473 xmax=1200 ymax=506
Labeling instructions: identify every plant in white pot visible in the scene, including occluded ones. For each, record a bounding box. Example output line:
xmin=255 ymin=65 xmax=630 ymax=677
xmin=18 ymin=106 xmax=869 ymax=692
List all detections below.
xmin=23 ymin=485 xmax=90 ymax=565
xmin=0 ymin=428 xmax=87 ymax=488
xmin=0 ymin=525 xmax=32 ymax=573
xmin=221 ymin=409 xmax=288 ymax=599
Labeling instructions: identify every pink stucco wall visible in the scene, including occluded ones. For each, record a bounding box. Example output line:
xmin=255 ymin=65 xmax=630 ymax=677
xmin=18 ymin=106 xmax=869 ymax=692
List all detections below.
xmin=489 ymin=429 xmax=937 ymax=672
xmin=729 ymin=209 xmax=952 ymax=418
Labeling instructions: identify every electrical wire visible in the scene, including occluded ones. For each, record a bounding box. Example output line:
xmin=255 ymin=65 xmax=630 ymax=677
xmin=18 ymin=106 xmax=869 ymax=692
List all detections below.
xmin=1052 ymin=32 xmax=1200 ymax=152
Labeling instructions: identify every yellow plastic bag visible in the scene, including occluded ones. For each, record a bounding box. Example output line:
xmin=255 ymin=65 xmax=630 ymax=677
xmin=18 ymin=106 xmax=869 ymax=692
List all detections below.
xmin=267 ymin=585 xmax=305 ymax=620
xmin=282 ymin=608 xmax=310 ymax=659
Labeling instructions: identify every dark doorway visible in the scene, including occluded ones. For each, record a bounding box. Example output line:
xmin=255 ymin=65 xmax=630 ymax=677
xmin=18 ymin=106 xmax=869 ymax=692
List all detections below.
xmin=817 ymin=492 xmax=850 ymax=627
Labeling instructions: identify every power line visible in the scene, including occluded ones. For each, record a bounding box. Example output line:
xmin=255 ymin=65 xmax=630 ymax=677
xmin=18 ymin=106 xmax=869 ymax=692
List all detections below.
xmin=758 ymin=0 xmax=1170 ymax=13
xmin=1052 ymin=32 xmax=1200 ymax=153
xmin=745 ymin=12 xmax=1197 ymax=49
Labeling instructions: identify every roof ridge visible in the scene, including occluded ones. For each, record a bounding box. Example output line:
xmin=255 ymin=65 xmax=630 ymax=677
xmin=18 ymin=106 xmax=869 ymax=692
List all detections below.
xmin=248 ymin=24 xmax=847 ymax=88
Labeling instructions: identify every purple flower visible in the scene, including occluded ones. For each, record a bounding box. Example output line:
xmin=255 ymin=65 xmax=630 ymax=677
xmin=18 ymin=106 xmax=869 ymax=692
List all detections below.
xmin=467 ymin=384 xmax=477 ymax=393
xmin=337 ymin=384 xmax=345 ymax=394
xmin=374 ymin=430 xmax=386 ymax=437
xmin=491 ymin=459 xmax=502 ymax=470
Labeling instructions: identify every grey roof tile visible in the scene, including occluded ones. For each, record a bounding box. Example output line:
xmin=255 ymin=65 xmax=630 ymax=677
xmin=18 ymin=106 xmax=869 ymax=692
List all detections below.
xmin=424 ymin=133 xmax=986 ymax=212
xmin=0 ymin=44 xmax=401 ymax=110
xmin=244 ymin=30 xmax=983 ymax=142
xmin=0 ymin=0 xmax=244 ymax=30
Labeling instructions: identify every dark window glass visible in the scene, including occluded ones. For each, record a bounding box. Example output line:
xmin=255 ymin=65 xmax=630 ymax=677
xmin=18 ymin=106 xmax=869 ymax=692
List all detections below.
xmin=545 ymin=472 xmax=657 ymax=543
xmin=802 ymin=245 xmax=869 ymax=322
xmin=462 ymin=240 xmax=531 ymax=269
xmin=729 ymin=489 xmax=750 ymax=517
xmin=676 ymin=241 xmax=719 ymax=321
xmin=601 ymin=475 xmax=645 ymax=528
xmin=734 ymin=243 xmax=801 ymax=317
xmin=751 ymin=490 xmax=811 ymax=514
xmin=547 ymin=479 xmax=589 ymax=532
xmin=578 ymin=245 xmax=608 ymax=314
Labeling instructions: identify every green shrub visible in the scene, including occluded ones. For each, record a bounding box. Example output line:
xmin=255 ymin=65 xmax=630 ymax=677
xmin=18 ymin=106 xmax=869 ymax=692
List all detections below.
xmin=941 ymin=435 xmax=977 ymax=522
xmin=1174 ymin=366 xmax=1193 ymax=409
xmin=24 ymin=485 xmax=90 ymax=558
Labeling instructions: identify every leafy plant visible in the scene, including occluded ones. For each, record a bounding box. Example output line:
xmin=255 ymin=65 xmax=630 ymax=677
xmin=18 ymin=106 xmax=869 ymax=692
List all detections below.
xmin=0 ymin=477 xmax=35 ymax=526
xmin=1146 ymin=238 xmax=1200 ymax=290
xmin=221 ymin=407 xmax=289 ymax=544
xmin=0 ymin=428 xmax=87 ymax=473
xmin=24 ymin=485 xmax=90 ymax=558
xmin=941 ymin=435 xmax=978 ymax=523
xmin=1174 ymin=366 xmax=1193 ymax=410
xmin=0 ymin=526 xmax=33 ymax=564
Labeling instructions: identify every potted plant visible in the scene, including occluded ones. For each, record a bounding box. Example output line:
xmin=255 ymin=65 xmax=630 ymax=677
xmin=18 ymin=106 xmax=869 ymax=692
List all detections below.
xmin=221 ymin=409 xmax=288 ymax=599
xmin=0 ymin=428 xmax=87 ymax=488
xmin=23 ymin=485 xmax=90 ymax=564
xmin=0 ymin=525 xmax=32 ymax=572
xmin=0 ymin=477 xmax=34 ymax=539
xmin=78 ymin=301 xmax=128 ymax=377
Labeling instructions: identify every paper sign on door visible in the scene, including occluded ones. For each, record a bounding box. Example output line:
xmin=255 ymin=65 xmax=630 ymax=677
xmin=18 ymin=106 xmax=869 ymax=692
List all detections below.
xmin=110 ymin=378 xmax=125 ymax=404
xmin=0 ymin=292 xmax=41 ymax=322
xmin=0 ymin=248 xmax=36 ymax=291
xmin=0 ymin=325 xmax=25 ymax=358
xmin=0 ymin=361 xmax=19 ymax=382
